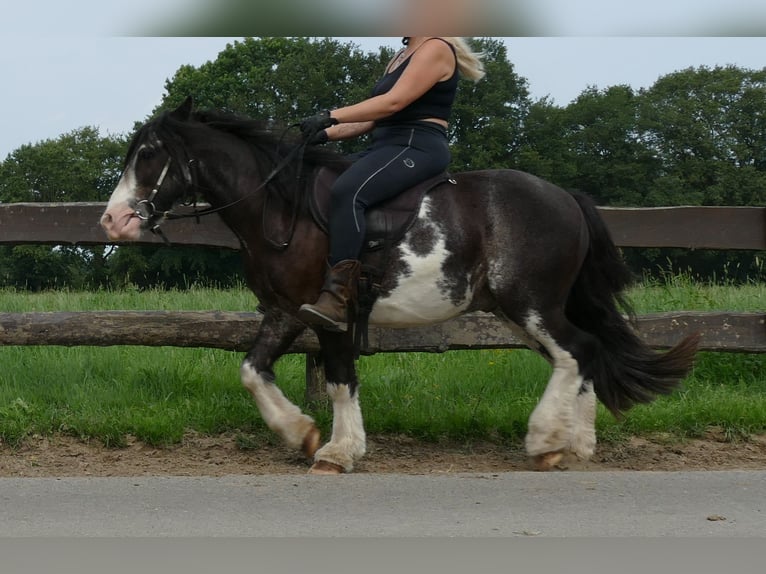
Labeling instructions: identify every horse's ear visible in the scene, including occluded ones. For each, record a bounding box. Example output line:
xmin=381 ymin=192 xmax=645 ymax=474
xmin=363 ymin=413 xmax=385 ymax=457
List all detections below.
xmin=170 ymin=96 xmax=193 ymax=120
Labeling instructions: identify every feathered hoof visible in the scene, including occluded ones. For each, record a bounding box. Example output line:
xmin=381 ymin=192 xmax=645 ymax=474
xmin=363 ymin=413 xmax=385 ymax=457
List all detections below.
xmin=533 ymin=451 xmax=565 ymax=471
xmin=302 ymin=426 xmax=321 ymax=459
xmin=308 ymin=460 xmax=345 ymax=475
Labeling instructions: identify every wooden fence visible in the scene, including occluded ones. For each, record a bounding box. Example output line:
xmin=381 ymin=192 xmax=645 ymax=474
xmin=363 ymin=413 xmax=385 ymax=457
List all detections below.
xmin=1 ymin=203 xmax=764 ymax=359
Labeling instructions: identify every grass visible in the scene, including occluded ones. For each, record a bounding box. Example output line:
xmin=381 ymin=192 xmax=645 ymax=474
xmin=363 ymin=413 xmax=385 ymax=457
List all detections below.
xmin=0 ymin=278 xmax=764 ymax=448
xmin=629 ymin=272 xmax=765 ymax=313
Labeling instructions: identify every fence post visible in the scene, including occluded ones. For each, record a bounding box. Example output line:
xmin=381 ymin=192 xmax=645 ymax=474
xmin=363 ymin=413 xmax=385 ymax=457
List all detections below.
xmin=304 ymin=351 xmax=328 ymax=408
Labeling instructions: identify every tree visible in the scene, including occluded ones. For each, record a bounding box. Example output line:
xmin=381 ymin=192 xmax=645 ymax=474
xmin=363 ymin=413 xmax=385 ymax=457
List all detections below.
xmin=160 ymin=37 xmax=533 ymax=170
xmin=519 ymin=85 xmax=665 ymax=206
xmin=448 ymin=38 xmax=532 ymax=171
xmin=160 ymin=37 xmax=393 ymax=154
xmin=0 ymin=127 xmax=127 ymax=290
xmin=515 ymin=66 xmax=765 ymax=281
xmin=628 ymin=66 xmax=766 ymax=280
xmin=516 ymin=97 xmax=578 ymax=185
xmin=563 ymin=85 xmax=662 ymax=205
xmin=638 ymin=65 xmax=766 ymax=207
xmin=105 ymin=244 xmax=243 ymax=290
xmin=0 ymin=126 xmax=126 ymax=203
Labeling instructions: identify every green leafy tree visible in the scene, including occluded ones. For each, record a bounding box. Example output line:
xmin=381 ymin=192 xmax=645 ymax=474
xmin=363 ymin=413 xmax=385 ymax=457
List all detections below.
xmin=0 ymin=245 xmax=80 ymax=291
xmin=160 ymin=37 xmax=393 ymax=151
xmin=517 ymin=66 xmax=765 ymax=281
xmin=449 ymin=38 xmax=532 ymax=171
xmin=561 ymin=85 xmax=662 ymax=206
xmin=0 ymin=126 xmax=126 ymax=203
xmin=638 ymin=65 xmax=766 ymax=207
xmin=160 ymin=37 xmax=532 ymax=171
xmin=632 ymin=66 xmax=766 ymax=281
xmin=0 ymin=127 xmax=127 ymax=289
xmin=633 ymin=66 xmax=766 ymax=280
xmin=106 ymin=245 xmax=243 ymax=289
xmin=516 ymin=97 xmax=578 ymax=184
xmin=520 ymin=86 xmax=664 ymax=205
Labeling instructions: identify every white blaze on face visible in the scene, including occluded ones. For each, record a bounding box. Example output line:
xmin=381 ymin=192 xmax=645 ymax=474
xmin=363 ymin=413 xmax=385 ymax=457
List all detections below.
xmin=99 ymin=146 xmax=144 ymax=241
xmin=369 ymin=198 xmax=472 ymax=327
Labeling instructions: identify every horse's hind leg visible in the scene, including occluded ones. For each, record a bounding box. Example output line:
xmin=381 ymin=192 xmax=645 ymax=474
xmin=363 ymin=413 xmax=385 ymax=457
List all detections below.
xmin=521 ymin=311 xmax=598 ymax=470
xmin=499 ymin=310 xmax=598 ymax=468
xmin=570 ymin=380 xmax=597 ymax=462
xmin=308 ymin=330 xmax=366 ymax=474
xmin=240 ymin=307 xmax=320 ymax=458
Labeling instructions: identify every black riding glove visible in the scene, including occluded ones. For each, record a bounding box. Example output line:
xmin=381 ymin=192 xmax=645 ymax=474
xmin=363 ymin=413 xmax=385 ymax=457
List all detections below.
xmin=307 ymin=129 xmax=329 ymax=145
xmin=299 ymin=110 xmax=338 ymax=143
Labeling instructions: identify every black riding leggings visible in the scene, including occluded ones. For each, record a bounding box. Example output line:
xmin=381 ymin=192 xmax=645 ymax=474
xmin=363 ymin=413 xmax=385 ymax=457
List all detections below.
xmin=328 ymin=121 xmax=451 ymax=265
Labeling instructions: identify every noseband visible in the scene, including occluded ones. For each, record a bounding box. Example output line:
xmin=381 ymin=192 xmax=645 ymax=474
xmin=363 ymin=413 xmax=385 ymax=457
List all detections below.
xmin=132 ymin=155 xmax=198 ymax=244
xmin=134 ymin=156 xmax=174 ymax=223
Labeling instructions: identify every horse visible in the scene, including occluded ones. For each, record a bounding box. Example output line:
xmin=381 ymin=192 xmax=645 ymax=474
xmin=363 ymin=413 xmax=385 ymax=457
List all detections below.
xmin=100 ymin=97 xmax=699 ymax=474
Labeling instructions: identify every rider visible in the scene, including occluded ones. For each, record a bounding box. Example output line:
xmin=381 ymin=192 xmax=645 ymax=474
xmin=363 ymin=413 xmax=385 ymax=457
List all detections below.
xmin=296 ymin=36 xmax=485 ymax=332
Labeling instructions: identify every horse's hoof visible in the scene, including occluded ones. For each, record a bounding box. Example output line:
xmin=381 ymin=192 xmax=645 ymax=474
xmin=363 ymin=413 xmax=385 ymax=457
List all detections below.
xmin=533 ymin=451 xmax=564 ymax=471
xmin=302 ymin=426 xmax=321 ymax=459
xmin=308 ymin=460 xmax=345 ymax=475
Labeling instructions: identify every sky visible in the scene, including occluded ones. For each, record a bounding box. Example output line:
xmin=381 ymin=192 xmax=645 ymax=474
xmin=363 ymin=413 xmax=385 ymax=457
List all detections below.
xmin=1 ymin=0 xmax=765 ymax=160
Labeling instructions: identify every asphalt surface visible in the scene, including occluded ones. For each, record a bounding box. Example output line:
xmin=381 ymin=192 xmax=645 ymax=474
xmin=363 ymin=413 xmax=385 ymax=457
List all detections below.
xmin=1 ymin=470 xmax=764 ymax=537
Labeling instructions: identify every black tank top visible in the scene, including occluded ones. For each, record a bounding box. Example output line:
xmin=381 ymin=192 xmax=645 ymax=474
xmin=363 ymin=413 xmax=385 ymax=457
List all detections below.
xmin=371 ymin=39 xmax=458 ymax=126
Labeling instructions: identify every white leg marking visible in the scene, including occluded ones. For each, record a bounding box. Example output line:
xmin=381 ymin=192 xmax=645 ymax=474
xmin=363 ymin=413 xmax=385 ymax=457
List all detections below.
xmin=570 ymin=381 xmax=597 ymax=460
xmin=314 ymin=383 xmax=366 ymax=472
xmin=524 ymin=313 xmax=583 ymax=457
xmin=240 ymin=362 xmax=315 ymax=449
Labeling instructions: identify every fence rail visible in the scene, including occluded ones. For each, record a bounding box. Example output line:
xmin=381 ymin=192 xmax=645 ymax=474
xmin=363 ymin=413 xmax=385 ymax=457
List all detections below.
xmin=2 ymin=203 xmax=765 ymax=250
xmin=0 ymin=310 xmax=763 ymax=353
xmin=0 ymin=203 xmax=764 ymax=359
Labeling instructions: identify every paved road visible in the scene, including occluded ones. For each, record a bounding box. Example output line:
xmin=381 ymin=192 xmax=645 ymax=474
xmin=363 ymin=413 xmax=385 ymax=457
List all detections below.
xmin=1 ymin=471 xmax=764 ymax=537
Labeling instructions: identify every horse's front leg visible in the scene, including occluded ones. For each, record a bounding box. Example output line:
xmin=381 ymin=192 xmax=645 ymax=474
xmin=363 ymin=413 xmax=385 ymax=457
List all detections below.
xmin=309 ymin=330 xmax=366 ymax=475
xmin=240 ymin=307 xmax=321 ymax=459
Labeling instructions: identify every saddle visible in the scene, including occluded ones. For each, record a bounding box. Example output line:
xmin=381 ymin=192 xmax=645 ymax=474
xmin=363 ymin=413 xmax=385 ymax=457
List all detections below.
xmin=307 ymin=166 xmax=454 ymax=251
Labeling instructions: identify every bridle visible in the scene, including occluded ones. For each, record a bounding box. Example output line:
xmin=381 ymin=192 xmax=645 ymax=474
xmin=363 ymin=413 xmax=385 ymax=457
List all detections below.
xmin=133 ymin=125 xmax=308 ymax=247
xmin=131 ymin=153 xmax=200 ymax=244
xmin=133 ymin=155 xmax=175 ymax=223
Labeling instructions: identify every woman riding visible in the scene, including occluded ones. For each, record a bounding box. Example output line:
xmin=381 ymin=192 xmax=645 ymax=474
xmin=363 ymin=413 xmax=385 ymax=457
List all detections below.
xmin=296 ymin=36 xmax=485 ymax=332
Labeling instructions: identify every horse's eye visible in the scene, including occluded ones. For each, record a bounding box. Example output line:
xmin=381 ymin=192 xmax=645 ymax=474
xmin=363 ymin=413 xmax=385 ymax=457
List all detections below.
xmin=138 ymin=147 xmax=157 ymax=161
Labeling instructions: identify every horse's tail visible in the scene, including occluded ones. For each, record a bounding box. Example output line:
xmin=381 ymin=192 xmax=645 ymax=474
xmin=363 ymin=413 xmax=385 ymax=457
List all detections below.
xmin=565 ymin=190 xmax=699 ymax=417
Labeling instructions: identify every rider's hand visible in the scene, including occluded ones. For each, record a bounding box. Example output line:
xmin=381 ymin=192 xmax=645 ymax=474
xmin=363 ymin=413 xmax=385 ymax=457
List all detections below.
xmin=307 ymin=129 xmax=329 ymax=145
xmin=299 ymin=110 xmax=338 ymax=143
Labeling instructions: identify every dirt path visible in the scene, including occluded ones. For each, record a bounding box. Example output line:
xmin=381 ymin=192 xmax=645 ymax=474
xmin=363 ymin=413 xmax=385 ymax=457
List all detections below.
xmin=2 ymin=431 xmax=765 ymax=477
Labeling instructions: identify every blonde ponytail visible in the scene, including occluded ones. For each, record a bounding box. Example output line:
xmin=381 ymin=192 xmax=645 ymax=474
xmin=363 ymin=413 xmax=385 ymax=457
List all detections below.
xmin=442 ymin=37 xmax=486 ymax=82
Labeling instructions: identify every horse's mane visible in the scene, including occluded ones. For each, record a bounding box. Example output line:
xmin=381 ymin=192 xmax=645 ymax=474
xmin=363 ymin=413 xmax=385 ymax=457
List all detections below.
xmin=132 ymin=107 xmax=351 ymax=206
xmin=193 ymin=109 xmax=349 ymax=170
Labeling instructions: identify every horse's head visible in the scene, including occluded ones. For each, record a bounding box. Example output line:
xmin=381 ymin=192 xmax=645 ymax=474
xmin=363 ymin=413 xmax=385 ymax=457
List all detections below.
xmin=101 ymin=97 xmax=196 ymax=241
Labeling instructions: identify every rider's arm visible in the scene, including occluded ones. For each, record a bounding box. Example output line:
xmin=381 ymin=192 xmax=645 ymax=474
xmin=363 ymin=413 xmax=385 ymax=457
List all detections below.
xmin=325 ymin=121 xmax=375 ymax=141
xmin=327 ymin=40 xmax=454 ymax=124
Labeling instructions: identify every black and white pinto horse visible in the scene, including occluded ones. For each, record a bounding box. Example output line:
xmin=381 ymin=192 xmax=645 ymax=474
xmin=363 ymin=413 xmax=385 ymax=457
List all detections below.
xmin=101 ymin=98 xmax=698 ymax=474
